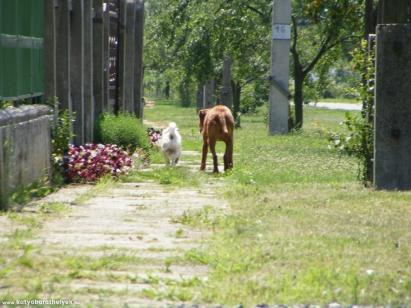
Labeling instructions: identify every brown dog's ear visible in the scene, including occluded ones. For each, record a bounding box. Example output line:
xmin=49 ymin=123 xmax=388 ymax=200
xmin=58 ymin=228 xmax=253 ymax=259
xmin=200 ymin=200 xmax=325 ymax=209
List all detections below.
xmin=198 ymin=109 xmax=208 ymax=119
xmin=198 ymin=109 xmax=208 ymax=133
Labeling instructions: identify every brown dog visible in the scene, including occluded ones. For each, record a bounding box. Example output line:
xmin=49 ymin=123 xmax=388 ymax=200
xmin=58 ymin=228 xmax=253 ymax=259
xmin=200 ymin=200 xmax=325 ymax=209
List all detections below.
xmin=198 ymin=105 xmax=234 ymax=173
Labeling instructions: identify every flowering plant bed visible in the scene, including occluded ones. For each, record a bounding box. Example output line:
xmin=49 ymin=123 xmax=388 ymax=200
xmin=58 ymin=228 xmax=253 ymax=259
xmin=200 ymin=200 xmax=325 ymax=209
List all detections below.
xmin=66 ymin=144 xmax=133 ymax=182
xmin=147 ymin=127 xmax=162 ymax=145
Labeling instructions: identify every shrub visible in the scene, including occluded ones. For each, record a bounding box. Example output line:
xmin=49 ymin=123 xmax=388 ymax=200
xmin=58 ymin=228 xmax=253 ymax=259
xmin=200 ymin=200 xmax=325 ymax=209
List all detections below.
xmin=240 ymin=82 xmax=268 ymax=115
xmin=0 ymin=100 xmax=13 ymax=109
xmin=66 ymin=144 xmax=133 ymax=183
xmin=48 ymin=96 xmax=75 ymax=186
xmin=97 ymin=113 xmax=149 ymax=152
xmin=328 ymin=112 xmax=373 ymax=182
xmin=328 ymin=40 xmax=375 ymax=184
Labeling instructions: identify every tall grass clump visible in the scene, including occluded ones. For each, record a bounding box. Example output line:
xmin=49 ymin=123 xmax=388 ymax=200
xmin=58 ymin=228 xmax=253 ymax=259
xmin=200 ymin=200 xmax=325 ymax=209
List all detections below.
xmin=97 ymin=113 xmax=148 ymax=152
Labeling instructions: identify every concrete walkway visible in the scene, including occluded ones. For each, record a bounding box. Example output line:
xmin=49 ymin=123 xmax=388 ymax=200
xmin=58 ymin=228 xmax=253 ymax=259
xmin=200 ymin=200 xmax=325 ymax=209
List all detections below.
xmin=2 ymin=151 xmax=227 ymax=306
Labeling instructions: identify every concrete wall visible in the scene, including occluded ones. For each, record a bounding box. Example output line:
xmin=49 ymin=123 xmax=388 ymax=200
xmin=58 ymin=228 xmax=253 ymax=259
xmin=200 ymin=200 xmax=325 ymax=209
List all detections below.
xmin=0 ymin=105 xmax=52 ymax=209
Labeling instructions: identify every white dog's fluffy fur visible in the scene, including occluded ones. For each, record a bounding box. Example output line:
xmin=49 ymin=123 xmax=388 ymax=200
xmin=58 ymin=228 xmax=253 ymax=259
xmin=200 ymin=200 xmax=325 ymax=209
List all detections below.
xmin=158 ymin=122 xmax=182 ymax=166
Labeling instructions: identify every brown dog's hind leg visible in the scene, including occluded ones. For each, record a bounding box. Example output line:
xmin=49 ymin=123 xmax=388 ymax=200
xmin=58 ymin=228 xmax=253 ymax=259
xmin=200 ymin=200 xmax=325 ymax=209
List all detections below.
xmin=224 ymin=139 xmax=233 ymax=170
xmin=224 ymin=150 xmax=229 ymax=171
xmin=200 ymin=141 xmax=208 ymax=171
xmin=209 ymin=140 xmax=219 ymax=173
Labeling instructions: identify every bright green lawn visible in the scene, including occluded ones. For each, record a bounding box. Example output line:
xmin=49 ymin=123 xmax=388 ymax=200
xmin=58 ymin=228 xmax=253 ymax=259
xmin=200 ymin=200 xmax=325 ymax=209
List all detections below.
xmin=145 ymin=98 xmax=411 ymax=305
xmin=318 ymin=98 xmax=360 ymax=104
xmin=0 ymin=98 xmax=409 ymax=305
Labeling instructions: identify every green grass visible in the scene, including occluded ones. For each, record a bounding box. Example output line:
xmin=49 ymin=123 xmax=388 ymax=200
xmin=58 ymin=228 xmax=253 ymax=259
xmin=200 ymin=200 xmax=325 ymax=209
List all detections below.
xmin=144 ymin=98 xmax=203 ymax=151
xmin=6 ymin=179 xmax=56 ymax=209
xmin=317 ymin=98 xmax=360 ymax=104
xmin=1 ymin=98 xmax=409 ymax=305
xmin=74 ymin=175 xmax=119 ymax=205
xmin=142 ymin=98 xmax=411 ymax=305
xmin=121 ymin=166 xmax=206 ymax=187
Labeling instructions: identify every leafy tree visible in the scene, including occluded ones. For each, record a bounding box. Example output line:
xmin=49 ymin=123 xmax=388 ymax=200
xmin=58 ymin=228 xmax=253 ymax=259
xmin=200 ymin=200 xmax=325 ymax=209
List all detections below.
xmin=145 ymin=0 xmax=272 ymax=112
xmin=145 ymin=0 xmax=365 ymax=129
xmin=290 ymin=0 xmax=363 ymax=128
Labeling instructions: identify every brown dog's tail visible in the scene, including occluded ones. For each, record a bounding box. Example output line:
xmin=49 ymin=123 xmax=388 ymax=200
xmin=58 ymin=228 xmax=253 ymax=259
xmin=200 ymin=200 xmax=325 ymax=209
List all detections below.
xmin=219 ymin=115 xmax=229 ymax=134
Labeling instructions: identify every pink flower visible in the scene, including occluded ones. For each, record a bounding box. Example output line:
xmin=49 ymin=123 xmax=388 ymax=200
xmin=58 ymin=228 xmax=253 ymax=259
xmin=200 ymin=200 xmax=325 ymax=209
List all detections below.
xmin=65 ymin=143 xmax=135 ymax=183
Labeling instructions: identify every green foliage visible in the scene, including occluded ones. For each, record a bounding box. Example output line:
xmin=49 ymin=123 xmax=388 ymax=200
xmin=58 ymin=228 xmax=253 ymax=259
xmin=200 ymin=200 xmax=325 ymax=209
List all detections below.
xmin=328 ymin=40 xmax=375 ymax=183
xmin=240 ymin=82 xmax=268 ymax=114
xmin=0 ymin=100 xmax=14 ymax=109
xmin=144 ymin=0 xmax=271 ymax=107
xmin=178 ymin=78 xmax=194 ymax=107
xmin=328 ymin=112 xmax=373 ymax=181
xmin=9 ymin=180 xmax=54 ymax=206
xmin=96 ymin=113 xmax=149 ymax=152
xmin=52 ymin=109 xmax=73 ymax=158
xmin=146 ymin=0 xmax=364 ymax=126
xmin=290 ymin=0 xmax=364 ymax=127
xmin=133 ymin=100 xmax=411 ymax=305
xmin=50 ymin=98 xmax=75 ymax=186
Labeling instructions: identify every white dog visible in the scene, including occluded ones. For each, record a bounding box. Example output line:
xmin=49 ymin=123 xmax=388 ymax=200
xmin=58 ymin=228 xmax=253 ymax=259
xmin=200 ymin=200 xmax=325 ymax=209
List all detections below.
xmin=158 ymin=122 xmax=182 ymax=166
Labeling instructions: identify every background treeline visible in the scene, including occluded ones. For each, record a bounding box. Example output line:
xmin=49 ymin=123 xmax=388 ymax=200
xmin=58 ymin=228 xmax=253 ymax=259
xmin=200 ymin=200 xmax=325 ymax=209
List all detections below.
xmin=144 ymin=0 xmax=377 ymax=127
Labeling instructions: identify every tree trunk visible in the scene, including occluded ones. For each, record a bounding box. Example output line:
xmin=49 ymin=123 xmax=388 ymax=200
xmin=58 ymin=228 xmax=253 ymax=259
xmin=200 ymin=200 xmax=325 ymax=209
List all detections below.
xmin=164 ymin=81 xmax=170 ymax=99
xmin=221 ymin=55 xmax=233 ymax=109
xmin=232 ymin=80 xmax=241 ymax=127
xmin=196 ymin=84 xmax=204 ymax=111
xmin=294 ymin=70 xmax=304 ymax=129
xmin=204 ymin=80 xmax=215 ymax=108
xmin=179 ymin=79 xmax=191 ymax=107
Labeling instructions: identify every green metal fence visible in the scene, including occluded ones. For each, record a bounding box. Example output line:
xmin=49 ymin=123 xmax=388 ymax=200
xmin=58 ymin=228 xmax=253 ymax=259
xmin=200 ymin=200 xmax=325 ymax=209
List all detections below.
xmin=0 ymin=0 xmax=44 ymax=102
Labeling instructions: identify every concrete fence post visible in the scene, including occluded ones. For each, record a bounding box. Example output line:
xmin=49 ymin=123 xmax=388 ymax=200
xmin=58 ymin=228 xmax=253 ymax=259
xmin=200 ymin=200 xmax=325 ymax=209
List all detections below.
xmin=378 ymin=0 xmax=411 ymax=24
xmin=55 ymin=0 xmax=71 ymax=113
xmin=70 ymin=0 xmax=85 ymax=145
xmin=134 ymin=0 xmax=144 ymax=119
xmin=374 ymin=24 xmax=411 ymax=190
xmin=103 ymin=4 xmax=111 ymax=112
xmin=84 ymin=0 xmax=94 ymax=142
xmin=117 ymin=0 xmax=128 ymax=112
xmin=93 ymin=0 xmax=105 ymax=121
xmin=123 ymin=0 xmax=137 ymax=114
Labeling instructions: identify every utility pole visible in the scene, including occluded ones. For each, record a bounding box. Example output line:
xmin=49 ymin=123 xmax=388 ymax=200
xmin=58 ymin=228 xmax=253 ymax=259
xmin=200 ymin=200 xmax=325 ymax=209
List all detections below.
xmin=374 ymin=0 xmax=411 ymax=189
xmin=268 ymin=0 xmax=291 ymax=135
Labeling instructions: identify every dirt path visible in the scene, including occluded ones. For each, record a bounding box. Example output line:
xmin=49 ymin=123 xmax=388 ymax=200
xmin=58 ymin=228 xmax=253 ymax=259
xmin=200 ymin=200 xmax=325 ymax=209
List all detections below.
xmin=1 ymin=151 xmax=227 ymax=307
